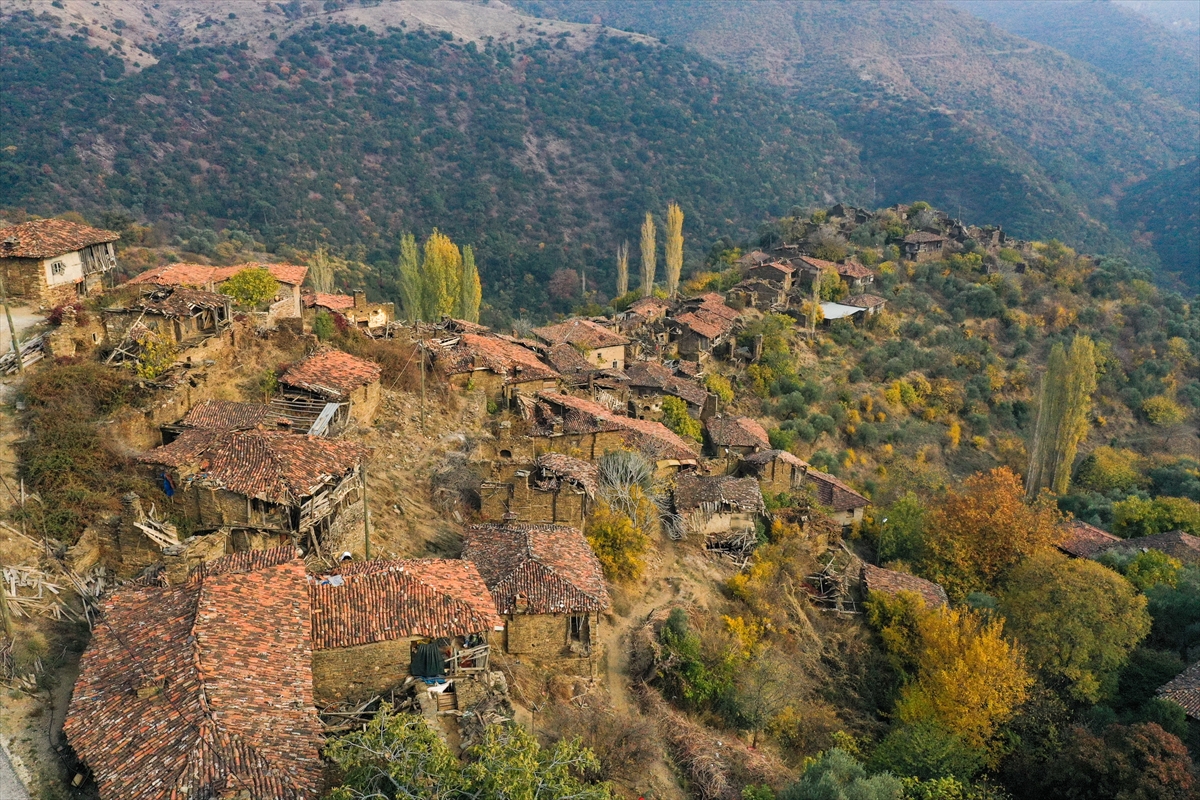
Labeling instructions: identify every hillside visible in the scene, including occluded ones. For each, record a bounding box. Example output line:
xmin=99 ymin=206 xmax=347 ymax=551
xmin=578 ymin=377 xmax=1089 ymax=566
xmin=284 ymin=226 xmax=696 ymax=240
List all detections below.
xmin=0 ymin=9 xmax=862 ymax=321
xmin=520 ymin=0 xmax=1198 ymax=264
xmin=1119 ymin=158 xmax=1200 ymax=292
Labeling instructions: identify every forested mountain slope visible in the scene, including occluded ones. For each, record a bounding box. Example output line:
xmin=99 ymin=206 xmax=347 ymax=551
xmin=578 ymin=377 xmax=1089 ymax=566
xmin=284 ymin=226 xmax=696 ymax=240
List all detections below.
xmin=521 ymin=0 xmax=1198 ymax=267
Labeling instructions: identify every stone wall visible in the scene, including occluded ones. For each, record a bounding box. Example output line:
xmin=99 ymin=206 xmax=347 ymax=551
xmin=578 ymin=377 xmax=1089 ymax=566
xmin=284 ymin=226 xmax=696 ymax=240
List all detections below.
xmin=349 ymin=380 xmax=382 ymax=425
xmin=312 ymin=638 xmax=414 ymax=705
xmin=504 ymin=611 xmax=600 ymax=662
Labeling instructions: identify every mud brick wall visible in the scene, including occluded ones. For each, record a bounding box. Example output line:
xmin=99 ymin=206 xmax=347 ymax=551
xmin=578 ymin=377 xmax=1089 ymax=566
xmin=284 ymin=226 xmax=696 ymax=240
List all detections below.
xmin=480 ymin=483 xmax=512 ymax=520
xmin=505 ymin=611 xmax=601 ymax=661
xmin=323 ymin=497 xmax=366 ymax=557
xmin=349 ymin=381 xmax=381 ymax=426
xmin=312 ymin=638 xmax=414 ymax=705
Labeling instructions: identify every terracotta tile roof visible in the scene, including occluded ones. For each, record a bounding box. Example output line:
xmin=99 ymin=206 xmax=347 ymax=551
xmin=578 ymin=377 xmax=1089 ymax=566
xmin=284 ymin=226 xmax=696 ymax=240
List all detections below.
xmin=743 ymin=449 xmax=810 ymax=470
xmin=836 ymin=260 xmax=875 ymax=280
xmin=127 ymin=262 xmax=308 ymax=287
xmin=706 ymin=416 xmax=771 ymax=450
xmin=192 ymin=546 xmax=304 ymax=579
xmin=674 ymin=360 xmax=703 ymax=378
xmin=303 ymin=292 xmax=355 ymax=312
xmin=674 ymin=311 xmax=726 ymax=340
xmin=861 ymin=563 xmax=948 ymax=608
xmin=749 ymin=261 xmax=796 ymax=277
xmin=436 ymin=333 xmax=559 ymax=384
xmin=627 ymin=297 xmax=670 ymax=317
xmin=1158 ymin=660 xmax=1200 ymax=719
xmin=312 ymin=559 xmax=502 ymax=649
xmin=64 ymin=553 xmax=323 ymax=800
xmin=796 ymin=255 xmax=840 ymax=272
xmin=280 ymin=347 xmax=382 ymax=399
xmin=1094 ymin=530 xmax=1200 ymax=564
xmin=0 ymin=219 xmax=119 ymax=258
xmin=441 ymin=318 xmax=491 ymax=334
xmin=691 ymin=294 xmax=741 ymax=322
xmin=536 ymin=391 xmax=699 ymax=462
xmin=805 ymin=468 xmax=869 ymax=512
xmin=904 ymin=231 xmax=948 ymax=244
xmin=1056 ymin=520 xmax=1122 ymax=559
xmin=845 ymin=293 xmax=887 ymax=309
xmin=674 ymin=474 xmax=766 ymax=514
xmin=544 ymin=342 xmax=598 ymax=379
xmin=626 ymin=362 xmax=707 ymax=407
xmin=737 ymin=250 xmax=773 ymax=268
xmin=131 ymin=286 xmax=232 ymax=317
xmin=463 ymin=523 xmax=610 ymax=614
xmin=180 ymin=399 xmax=272 ymax=431
xmin=532 ymin=318 xmax=630 ymax=350
xmin=139 ymin=429 xmax=368 ymax=505
xmin=535 ymin=453 xmax=600 ymax=498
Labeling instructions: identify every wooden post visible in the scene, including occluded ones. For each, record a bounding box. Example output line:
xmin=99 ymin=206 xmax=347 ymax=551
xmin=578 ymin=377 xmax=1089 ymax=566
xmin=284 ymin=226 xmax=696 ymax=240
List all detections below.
xmin=0 ymin=271 xmax=22 ymax=374
xmin=362 ymin=465 xmax=370 ymax=560
xmin=419 ymin=341 xmax=426 ymax=433
xmin=0 ymin=569 xmax=12 ymax=639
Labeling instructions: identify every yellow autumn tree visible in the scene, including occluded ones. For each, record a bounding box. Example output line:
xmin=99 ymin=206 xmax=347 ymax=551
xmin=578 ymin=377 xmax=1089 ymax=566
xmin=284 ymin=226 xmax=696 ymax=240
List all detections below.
xmin=422 ymin=229 xmax=462 ymax=321
xmin=457 ymin=245 xmax=481 ymax=323
xmin=585 ymin=500 xmax=649 ymax=582
xmin=895 ymin=605 xmax=1033 ymax=756
xmin=664 ymin=202 xmax=684 ymax=298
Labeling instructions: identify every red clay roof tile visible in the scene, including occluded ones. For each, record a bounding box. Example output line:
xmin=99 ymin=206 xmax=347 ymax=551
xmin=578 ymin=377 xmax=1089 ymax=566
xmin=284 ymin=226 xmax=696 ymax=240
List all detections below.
xmin=532 ymin=318 xmax=629 ymax=349
xmin=706 ymin=416 xmax=771 ymax=449
xmin=0 ymin=219 xmax=119 ymax=259
xmin=280 ymin=347 xmax=382 ymax=399
xmin=861 ymin=563 xmax=949 ymax=607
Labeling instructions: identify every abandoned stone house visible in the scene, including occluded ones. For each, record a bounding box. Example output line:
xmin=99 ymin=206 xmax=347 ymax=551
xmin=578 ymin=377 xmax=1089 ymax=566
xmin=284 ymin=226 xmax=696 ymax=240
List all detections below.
xmin=432 ymin=332 xmax=561 ymax=405
xmin=0 ymin=218 xmax=119 ymax=308
xmin=795 ymin=255 xmax=876 ymax=292
xmin=101 ymin=286 xmax=234 ymax=363
xmin=729 ymin=278 xmax=788 ymax=311
xmin=805 ymin=467 xmax=870 ymax=527
xmin=463 ymin=522 xmax=610 ymax=670
xmin=745 ymin=260 xmax=796 ymax=291
xmin=310 ymin=558 xmax=503 ymax=704
xmin=738 ymin=449 xmax=811 ymax=496
xmin=901 ymin=232 xmax=949 ymax=262
xmin=844 ymin=293 xmax=888 ymax=317
xmin=670 ymin=293 xmax=740 ymax=361
xmin=620 ymin=296 xmax=672 ymax=329
xmin=532 ymin=318 xmax=631 ymax=370
xmin=64 ymin=547 xmax=325 ymax=800
xmin=861 ymin=563 xmax=949 ymax=608
xmin=127 ymin=261 xmax=309 ymax=319
xmin=138 ymin=427 xmax=370 ymax=554
xmin=625 ymin=361 xmax=713 ymax=421
xmin=673 ymin=473 xmax=767 ymax=538
xmin=736 ymin=250 xmax=774 ymax=270
xmin=480 ymin=452 xmax=598 ymax=525
xmin=1055 ymin=519 xmax=1122 ymax=559
xmin=1091 ymin=530 xmax=1200 ymax=566
xmin=280 ymin=347 xmax=383 ymax=426
xmin=1158 ymin=660 xmax=1200 ymax=721
xmin=542 ymin=341 xmax=630 ymax=401
xmin=529 ymin=390 xmax=700 ymax=475
xmin=705 ymin=415 xmax=771 ymax=458
xmin=303 ymin=290 xmax=395 ymax=331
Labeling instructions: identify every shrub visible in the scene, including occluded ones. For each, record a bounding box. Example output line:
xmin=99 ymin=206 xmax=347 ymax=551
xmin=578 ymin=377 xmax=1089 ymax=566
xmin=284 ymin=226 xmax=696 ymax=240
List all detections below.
xmin=313 ymin=311 xmax=336 ymax=341
xmin=868 ymin=721 xmax=984 ymax=782
xmin=585 ymin=500 xmax=649 ymax=582
xmin=1075 ymin=447 xmax=1144 ymax=494
xmin=705 ymin=372 xmax=735 ymax=404
xmin=134 ymin=329 xmax=178 ymax=379
xmin=1112 ymin=495 xmax=1200 ymax=537
xmin=1142 ymin=395 xmax=1187 ymax=426
xmin=661 ymin=396 xmax=701 ymax=442
xmin=779 ymin=749 xmax=904 ymax=800
xmin=218 ymin=267 xmax=279 ymax=307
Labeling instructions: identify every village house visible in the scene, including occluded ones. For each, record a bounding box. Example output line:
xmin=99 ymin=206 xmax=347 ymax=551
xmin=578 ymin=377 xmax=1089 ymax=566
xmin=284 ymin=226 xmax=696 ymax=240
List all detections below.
xmin=729 ymin=278 xmax=788 ymax=312
xmin=1158 ymin=660 xmax=1200 ymax=720
xmin=844 ymin=293 xmax=888 ymax=317
xmin=127 ymin=261 xmax=309 ymax=320
xmin=805 ymin=468 xmax=869 ymax=528
xmin=815 ymin=301 xmax=866 ymax=327
xmin=280 ymin=347 xmax=383 ymax=426
xmin=138 ymin=427 xmax=370 ymax=555
xmin=901 ymin=232 xmax=949 ymax=262
xmin=64 ymin=547 xmax=325 ymax=800
xmin=795 ymin=255 xmax=876 ymax=292
xmin=432 ymin=332 xmax=560 ymax=405
xmin=738 ymin=449 xmax=811 ymax=496
xmin=674 ymin=473 xmax=767 ymax=539
xmin=705 ymin=415 xmax=771 ymax=458
xmin=1056 ymin=519 xmax=1122 ymax=559
xmin=532 ymin=318 xmax=631 ymax=370
xmin=529 ymin=390 xmax=700 ymax=475
xmin=861 ymin=563 xmax=949 ymax=607
xmin=626 ymin=360 xmax=713 ymax=421
xmin=542 ymin=341 xmax=630 ymax=402
xmin=463 ymin=522 xmax=610 ymax=671
xmin=303 ymin=289 xmax=395 ymax=331
xmin=1092 ymin=529 xmax=1200 ymax=565
xmin=745 ymin=259 xmax=796 ymax=291
xmin=0 ymin=218 xmax=119 ymax=308
xmin=671 ymin=294 xmax=741 ymax=361
xmin=736 ymin=250 xmax=775 ymax=270
xmin=101 ymin=286 xmax=234 ymax=364
xmin=310 ymin=558 xmax=504 ymax=705
xmin=480 ymin=452 xmax=598 ymax=525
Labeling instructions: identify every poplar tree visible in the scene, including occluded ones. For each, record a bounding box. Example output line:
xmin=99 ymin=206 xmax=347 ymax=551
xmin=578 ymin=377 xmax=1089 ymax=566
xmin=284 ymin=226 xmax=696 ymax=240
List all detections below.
xmin=397 ymin=233 xmax=422 ymax=322
xmin=639 ymin=212 xmax=657 ymax=298
xmin=616 ymin=241 xmax=629 ymax=297
xmin=1026 ymin=335 xmax=1097 ymax=496
xmin=665 ymin=202 xmax=684 ymax=298
xmin=308 ymin=245 xmax=335 ymax=294
xmin=422 ymin=229 xmax=462 ymax=321
xmin=457 ymin=245 xmax=482 ymax=323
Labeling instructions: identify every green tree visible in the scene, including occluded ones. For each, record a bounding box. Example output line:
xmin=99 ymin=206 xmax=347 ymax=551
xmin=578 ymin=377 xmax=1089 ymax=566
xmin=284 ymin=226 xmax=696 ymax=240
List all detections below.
xmin=1042 ymin=723 xmax=1195 ymax=800
xmin=705 ymin=373 xmax=735 ymax=404
xmin=422 ymin=229 xmax=462 ymax=321
xmin=779 ymin=749 xmax=904 ymax=800
xmin=1000 ymin=551 xmax=1150 ymax=703
xmin=1074 ymin=447 xmax=1144 ymax=494
xmin=868 ymin=721 xmax=984 ymax=783
xmin=313 ymin=311 xmax=336 ymax=342
xmin=640 ymin=212 xmax=657 ymax=298
xmin=665 ymin=201 xmax=684 ymax=298
xmin=397 ymin=232 xmax=422 ymax=322
xmin=457 ymin=244 xmax=482 ymax=322
xmin=134 ymin=329 xmax=178 ymax=379
xmin=1112 ymin=495 xmax=1200 ymax=537
xmin=817 ymin=267 xmax=848 ymax=301
xmin=661 ymin=395 xmax=701 ymax=442
xmin=585 ymin=500 xmax=650 ymax=582
xmin=1026 ymin=335 xmax=1097 ymax=496
xmin=1123 ymin=550 xmax=1182 ymax=591
xmin=873 ymin=493 xmax=927 ymax=565
xmin=219 ymin=267 xmax=279 ymax=307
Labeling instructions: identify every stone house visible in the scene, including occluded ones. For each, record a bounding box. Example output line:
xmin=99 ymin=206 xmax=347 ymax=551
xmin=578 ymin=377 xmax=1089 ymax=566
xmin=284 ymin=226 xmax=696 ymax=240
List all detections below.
xmin=736 ymin=250 xmax=774 ymax=270
xmin=674 ymin=473 xmax=767 ymax=538
xmin=1158 ymin=660 xmax=1200 ymax=720
xmin=432 ymin=332 xmax=560 ymax=405
xmin=1055 ymin=519 xmax=1121 ymax=559
xmin=480 ymin=452 xmax=598 ymax=525
xmin=0 ymin=218 xmax=119 ymax=308
xmin=531 ymin=390 xmax=700 ymax=475
xmin=619 ymin=297 xmax=672 ymax=333
xmin=463 ymin=522 xmax=610 ymax=670
xmin=901 ymin=232 xmax=948 ymax=262
xmin=834 ymin=260 xmax=876 ymax=291
xmin=861 ymin=563 xmax=948 ymax=607
xmin=101 ymin=286 xmax=233 ymax=361
xmin=729 ymin=278 xmax=788 ymax=311
xmin=626 ymin=361 xmax=713 ymax=421
xmin=844 ymin=293 xmax=888 ymax=317
xmin=746 ymin=260 xmax=795 ymax=291
xmin=303 ymin=290 xmax=395 ymax=331
xmin=670 ymin=293 xmax=741 ymax=361
xmin=127 ymin=261 xmax=309 ymax=320
xmin=310 ymin=558 xmax=503 ymax=704
xmin=738 ymin=449 xmax=811 ymax=496
xmin=1092 ymin=530 xmax=1200 ymax=565
xmin=138 ymin=428 xmax=370 ymax=555
xmin=280 ymin=347 xmax=383 ymax=426
xmin=532 ymin=318 xmax=631 ymax=371
xmin=64 ymin=547 xmax=325 ymax=800
xmin=805 ymin=468 xmax=869 ymax=527
xmin=543 ymin=341 xmax=630 ymax=402
xmin=705 ymin=415 xmax=771 ymax=458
